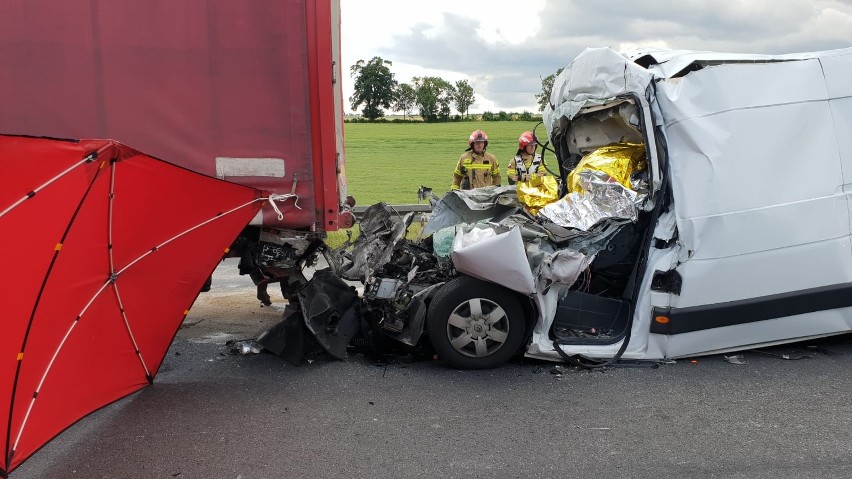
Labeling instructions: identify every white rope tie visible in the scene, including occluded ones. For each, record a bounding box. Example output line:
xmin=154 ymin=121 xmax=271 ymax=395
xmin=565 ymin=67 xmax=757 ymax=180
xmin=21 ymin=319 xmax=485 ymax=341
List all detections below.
xmin=267 ymin=193 xmax=301 ymax=220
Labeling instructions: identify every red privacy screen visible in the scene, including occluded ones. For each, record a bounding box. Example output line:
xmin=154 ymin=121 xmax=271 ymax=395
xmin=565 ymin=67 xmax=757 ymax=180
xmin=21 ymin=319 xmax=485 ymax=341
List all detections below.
xmin=0 ymin=135 xmax=263 ymax=475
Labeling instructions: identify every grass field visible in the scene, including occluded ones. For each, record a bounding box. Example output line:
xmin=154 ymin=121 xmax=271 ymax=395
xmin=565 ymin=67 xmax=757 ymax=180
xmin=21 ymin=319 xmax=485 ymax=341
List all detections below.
xmin=343 ymin=121 xmax=544 ymax=206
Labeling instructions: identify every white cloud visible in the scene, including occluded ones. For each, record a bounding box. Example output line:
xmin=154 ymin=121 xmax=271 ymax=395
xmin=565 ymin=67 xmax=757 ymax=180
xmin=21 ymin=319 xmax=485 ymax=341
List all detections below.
xmin=341 ymin=0 xmax=852 ymax=114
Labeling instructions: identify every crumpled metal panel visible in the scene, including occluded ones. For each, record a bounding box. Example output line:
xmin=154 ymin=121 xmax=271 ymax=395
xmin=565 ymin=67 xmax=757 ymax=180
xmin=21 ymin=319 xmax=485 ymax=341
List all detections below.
xmin=629 ymin=47 xmax=852 ymax=79
xmin=340 ymin=203 xmax=411 ymax=281
xmin=452 ymin=226 xmax=537 ymax=294
xmin=539 ymin=249 xmax=589 ymax=287
xmin=423 ymin=186 xmax=519 ymax=235
xmin=544 ymin=48 xmax=654 ymax=139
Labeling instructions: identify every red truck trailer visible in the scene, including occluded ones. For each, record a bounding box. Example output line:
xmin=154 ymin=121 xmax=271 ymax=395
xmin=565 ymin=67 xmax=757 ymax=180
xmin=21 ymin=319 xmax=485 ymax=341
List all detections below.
xmin=0 ymin=0 xmax=351 ymax=293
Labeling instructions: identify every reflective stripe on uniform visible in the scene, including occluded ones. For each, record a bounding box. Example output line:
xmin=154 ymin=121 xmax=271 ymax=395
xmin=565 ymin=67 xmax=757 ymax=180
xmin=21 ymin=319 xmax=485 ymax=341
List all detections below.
xmin=463 ymin=163 xmax=495 ymax=170
xmin=512 ymin=154 xmax=543 ymax=177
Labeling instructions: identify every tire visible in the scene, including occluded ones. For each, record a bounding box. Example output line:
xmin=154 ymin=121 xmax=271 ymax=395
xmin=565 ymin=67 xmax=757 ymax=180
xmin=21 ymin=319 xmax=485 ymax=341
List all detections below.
xmin=427 ymin=276 xmax=526 ymax=369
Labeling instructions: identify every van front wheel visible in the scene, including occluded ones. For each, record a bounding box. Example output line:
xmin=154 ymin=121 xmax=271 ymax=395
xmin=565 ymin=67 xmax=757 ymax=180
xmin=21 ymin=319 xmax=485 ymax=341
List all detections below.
xmin=427 ymin=276 xmax=525 ymax=369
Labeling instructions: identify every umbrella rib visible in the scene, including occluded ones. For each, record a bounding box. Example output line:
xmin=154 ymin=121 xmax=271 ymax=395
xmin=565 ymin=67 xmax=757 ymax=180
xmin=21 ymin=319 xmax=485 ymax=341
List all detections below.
xmin=104 ymin=157 xmax=152 ymax=379
xmin=108 ymin=158 xmax=117 ymax=275
xmin=116 ymin=198 xmax=263 ymax=275
xmin=111 ymin=283 xmax=152 ymax=380
xmin=0 ymin=150 xmax=101 ymax=219
xmin=10 ymin=280 xmax=110 ymax=453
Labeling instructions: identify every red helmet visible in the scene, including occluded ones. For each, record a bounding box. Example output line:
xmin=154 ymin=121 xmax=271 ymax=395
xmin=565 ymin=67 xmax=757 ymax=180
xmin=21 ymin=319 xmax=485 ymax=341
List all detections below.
xmin=468 ymin=129 xmax=488 ymax=148
xmin=518 ymin=131 xmax=536 ymax=149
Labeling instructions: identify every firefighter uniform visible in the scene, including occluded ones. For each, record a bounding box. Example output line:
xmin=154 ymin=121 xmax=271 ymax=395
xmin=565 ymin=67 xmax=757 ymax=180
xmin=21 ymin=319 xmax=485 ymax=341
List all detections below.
xmin=507 ymin=152 xmax=546 ymax=184
xmin=452 ymin=151 xmax=501 ymax=190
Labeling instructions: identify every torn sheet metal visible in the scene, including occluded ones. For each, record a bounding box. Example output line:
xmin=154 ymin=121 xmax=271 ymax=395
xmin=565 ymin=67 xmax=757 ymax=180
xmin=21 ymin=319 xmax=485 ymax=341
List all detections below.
xmin=494 ymin=214 xmax=553 ymax=242
xmin=544 ymin=48 xmax=654 ymax=139
xmin=423 ymin=185 xmax=519 ymax=235
xmin=360 ymin=232 xmax=455 ymax=346
xmin=540 ymin=219 xmax=629 ymax=261
xmin=339 ymin=203 xmax=411 ymax=281
xmin=452 ymin=226 xmax=536 ymax=294
xmin=539 ymin=249 xmax=589 ymax=287
xmin=653 ymin=209 xmax=677 ymax=242
xmin=369 ymin=283 xmax=441 ymax=347
xmin=628 ymin=47 xmax=852 ymax=79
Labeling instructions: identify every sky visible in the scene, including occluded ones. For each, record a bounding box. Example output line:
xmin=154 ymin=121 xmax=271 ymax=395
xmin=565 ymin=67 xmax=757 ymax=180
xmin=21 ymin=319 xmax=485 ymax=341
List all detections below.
xmin=340 ymin=0 xmax=852 ymax=114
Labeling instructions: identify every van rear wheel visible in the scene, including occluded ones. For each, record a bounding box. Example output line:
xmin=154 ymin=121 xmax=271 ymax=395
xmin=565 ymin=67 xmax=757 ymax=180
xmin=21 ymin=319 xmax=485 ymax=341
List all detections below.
xmin=427 ymin=276 xmax=525 ymax=369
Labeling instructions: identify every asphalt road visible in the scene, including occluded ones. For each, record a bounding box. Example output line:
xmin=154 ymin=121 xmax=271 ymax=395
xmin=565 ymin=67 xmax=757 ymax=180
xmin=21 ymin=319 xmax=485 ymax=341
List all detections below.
xmin=12 ymin=260 xmax=852 ymax=479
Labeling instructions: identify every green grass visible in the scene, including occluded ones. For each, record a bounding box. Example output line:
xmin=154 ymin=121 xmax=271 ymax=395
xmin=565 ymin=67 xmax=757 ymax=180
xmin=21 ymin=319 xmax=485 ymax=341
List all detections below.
xmin=343 ymin=121 xmax=543 ymax=206
xmin=329 ymin=121 xmax=542 ymax=245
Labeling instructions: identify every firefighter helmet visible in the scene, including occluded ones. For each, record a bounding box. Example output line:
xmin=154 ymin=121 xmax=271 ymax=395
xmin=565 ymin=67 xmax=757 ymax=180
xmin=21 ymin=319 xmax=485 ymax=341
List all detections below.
xmin=468 ymin=129 xmax=488 ymax=148
xmin=518 ymin=131 xmax=536 ymax=149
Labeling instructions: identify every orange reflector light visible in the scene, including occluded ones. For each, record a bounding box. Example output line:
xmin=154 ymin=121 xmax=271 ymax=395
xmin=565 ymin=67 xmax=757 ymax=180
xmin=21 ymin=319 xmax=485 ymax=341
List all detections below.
xmin=223 ymin=247 xmax=230 ymax=253
xmin=17 ymin=353 xmax=24 ymax=361
xmin=183 ymin=310 xmax=190 ymax=315
xmin=654 ymin=315 xmax=670 ymax=324
xmin=54 ymin=243 xmax=62 ymax=251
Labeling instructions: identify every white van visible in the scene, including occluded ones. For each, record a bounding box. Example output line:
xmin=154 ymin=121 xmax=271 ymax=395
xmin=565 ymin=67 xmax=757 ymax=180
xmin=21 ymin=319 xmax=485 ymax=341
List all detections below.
xmin=512 ymin=46 xmax=852 ymax=364
xmin=284 ymin=46 xmax=852 ymax=369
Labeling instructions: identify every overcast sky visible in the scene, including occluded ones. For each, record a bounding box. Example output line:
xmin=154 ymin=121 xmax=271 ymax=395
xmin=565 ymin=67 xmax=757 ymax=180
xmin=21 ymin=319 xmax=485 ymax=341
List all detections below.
xmin=340 ymin=0 xmax=852 ymax=114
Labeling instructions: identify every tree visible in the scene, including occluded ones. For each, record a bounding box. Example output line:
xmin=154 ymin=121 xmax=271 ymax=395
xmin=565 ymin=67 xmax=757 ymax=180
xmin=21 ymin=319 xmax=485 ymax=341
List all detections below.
xmin=393 ymin=83 xmax=416 ymax=119
xmin=349 ymin=57 xmax=397 ymax=120
xmin=535 ymin=67 xmax=564 ymax=112
xmin=412 ymin=76 xmax=455 ymax=122
xmin=453 ymin=79 xmax=475 ymax=119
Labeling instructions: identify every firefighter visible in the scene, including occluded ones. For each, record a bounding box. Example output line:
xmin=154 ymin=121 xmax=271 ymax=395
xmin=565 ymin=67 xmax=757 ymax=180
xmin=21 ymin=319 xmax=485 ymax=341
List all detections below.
xmin=451 ymin=129 xmax=501 ymax=190
xmin=507 ymin=130 xmax=547 ymax=184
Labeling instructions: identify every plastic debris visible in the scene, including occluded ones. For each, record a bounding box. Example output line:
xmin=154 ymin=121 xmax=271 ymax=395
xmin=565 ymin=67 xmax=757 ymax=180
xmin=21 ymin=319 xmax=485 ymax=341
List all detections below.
xmin=805 ymin=345 xmax=839 ymax=356
xmin=723 ymin=354 xmax=747 ymax=365
xmin=228 ymin=339 xmax=261 ymax=355
xmin=753 ymin=350 xmax=813 ymax=360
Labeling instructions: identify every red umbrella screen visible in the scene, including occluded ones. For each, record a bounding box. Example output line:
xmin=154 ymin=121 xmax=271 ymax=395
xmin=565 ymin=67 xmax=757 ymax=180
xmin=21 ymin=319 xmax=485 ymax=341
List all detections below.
xmin=0 ymin=135 xmax=264 ymax=476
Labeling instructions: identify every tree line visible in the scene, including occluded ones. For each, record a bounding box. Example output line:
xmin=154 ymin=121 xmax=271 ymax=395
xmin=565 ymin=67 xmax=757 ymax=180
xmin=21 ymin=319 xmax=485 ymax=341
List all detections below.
xmin=349 ymin=57 xmax=564 ymax=122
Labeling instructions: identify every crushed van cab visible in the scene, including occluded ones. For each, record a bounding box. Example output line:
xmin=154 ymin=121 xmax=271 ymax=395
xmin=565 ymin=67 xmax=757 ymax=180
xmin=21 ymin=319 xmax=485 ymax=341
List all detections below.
xmin=272 ymin=46 xmax=852 ymax=369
